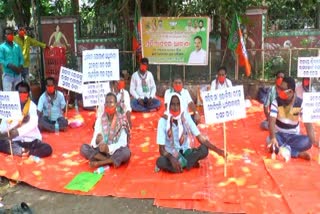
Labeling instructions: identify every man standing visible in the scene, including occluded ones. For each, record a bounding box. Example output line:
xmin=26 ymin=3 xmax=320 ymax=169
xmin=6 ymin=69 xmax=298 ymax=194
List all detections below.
xmin=14 ymin=26 xmax=47 ymax=82
xmin=37 ymin=77 xmax=68 ymax=132
xmin=267 ymin=76 xmax=315 ymax=161
xmin=0 ymin=27 xmax=24 ymax=91
xmin=188 ymin=36 xmax=207 ymax=64
xmin=130 ymin=57 xmax=160 ymax=112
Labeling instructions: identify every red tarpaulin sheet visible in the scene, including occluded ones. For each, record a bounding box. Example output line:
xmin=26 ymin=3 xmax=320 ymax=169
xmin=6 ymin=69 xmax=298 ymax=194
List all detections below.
xmin=1 ymin=99 xmax=320 ymax=213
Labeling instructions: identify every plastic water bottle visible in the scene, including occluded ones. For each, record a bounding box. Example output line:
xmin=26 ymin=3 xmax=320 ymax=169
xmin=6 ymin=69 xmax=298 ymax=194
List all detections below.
xmin=279 ymin=145 xmax=291 ymax=162
xmin=93 ymin=165 xmax=110 ymax=174
xmin=178 ymin=153 xmax=187 ymax=168
xmin=30 ymin=155 xmax=41 ymax=163
xmin=54 ymin=120 xmax=59 ymax=135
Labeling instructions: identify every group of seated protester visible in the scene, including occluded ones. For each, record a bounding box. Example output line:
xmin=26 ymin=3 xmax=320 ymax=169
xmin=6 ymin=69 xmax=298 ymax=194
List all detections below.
xmin=0 ymin=57 xmax=317 ymax=175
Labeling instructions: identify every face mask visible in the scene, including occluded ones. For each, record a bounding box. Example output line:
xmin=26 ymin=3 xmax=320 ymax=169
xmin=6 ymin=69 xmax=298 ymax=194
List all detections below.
xmin=170 ymin=109 xmax=180 ymax=117
xmin=278 ymin=89 xmax=289 ymax=100
xmin=118 ymin=80 xmax=125 ymax=90
xmin=18 ymin=30 xmax=25 ymax=37
xmin=303 ymin=79 xmax=310 ymax=87
xmin=19 ymin=92 xmax=29 ymax=103
xmin=218 ymin=76 xmax=225 ymax=84
xmin=276 ymin=77 xmax=283 ymax=87
xmin=140 ymin=64 xmax=148 ymax=72
xmin=173 ymin=84 xmax=183 ymax=92
xmin=105 ymin=106 xmax=116 ymax=115
xmin=46 ymin=86 xmax=55 ymax=94
xmin=6 ymin=34 xmax=14 ymax=42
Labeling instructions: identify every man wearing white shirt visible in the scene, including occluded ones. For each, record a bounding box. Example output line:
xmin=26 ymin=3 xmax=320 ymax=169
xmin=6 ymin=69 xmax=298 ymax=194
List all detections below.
xmin=0 ymin=81 xmax=52 ymax=157
xmin=211 ymin=66 xmax=233 ymax=90
xmin=130 ymin=58 xmax=160 ymax=112
xmin=188 ymin=36 xmax=207 ymax=64
xmin=295 ymin=77 xmax=316 ymax=100
xmin=110 ymin=73 xmax=132 ymax=128
xmin=80 ymin=93 xmax=130 ymax=168
xmin=164 ymin=75 xmax=201 ymax=124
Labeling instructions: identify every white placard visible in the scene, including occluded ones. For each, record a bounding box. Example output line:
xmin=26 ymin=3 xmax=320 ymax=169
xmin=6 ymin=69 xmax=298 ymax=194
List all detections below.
xmin=0 ymin=91 xmax=22 ymax=120
xmin=82 ymin=49 xmax=120 ymax=82
xmin=201 ymin=85 xmax=246 ymax=124
xmin=297 ymin=57 xmax=320 ymax=77
xmin=82 ymin=82 xmax=110 ymax=107
xmin=302 ymin=92 xmax=320 ymax=122
xmin=58 ymin=66 xmax=83 ymax=93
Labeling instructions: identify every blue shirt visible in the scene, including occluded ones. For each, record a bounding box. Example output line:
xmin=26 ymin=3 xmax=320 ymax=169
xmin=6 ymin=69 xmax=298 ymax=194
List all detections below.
xmin=37 ymin=90 xmax=66 ymax=121
xmin=157 ymin=113 xmax=200 ymax=155
xmin=0 ymin=42 xmax=24 ymax=76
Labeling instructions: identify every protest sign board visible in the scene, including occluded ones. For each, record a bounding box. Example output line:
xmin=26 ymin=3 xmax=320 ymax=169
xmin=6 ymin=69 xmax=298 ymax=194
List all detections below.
xmin=297 ymin=57 xmax=320 ymax=77
xmin=302 ymin=92 xmax=320 ymax=122
xmin=0 ymin=91 xmax=22 ymax=120
xmin=82 ymin=49 xmax=119 ymax=82
xmin=58 ymin=66 xmax=83 ymax=93
xmin=141 ymin=17 xmax=210 ymax=65
xmin=201 ymin=85 xmax=246 ymax=124
xmin=82 ymin=82 xmax=110 ymax=107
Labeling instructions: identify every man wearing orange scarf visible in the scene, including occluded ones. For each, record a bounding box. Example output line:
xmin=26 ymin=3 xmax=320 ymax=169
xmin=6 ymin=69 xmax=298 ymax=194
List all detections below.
xmin=0 ymin=81 xmax=52 ymax=157
xmin=80 ymin=93 xmax=130 ymax=168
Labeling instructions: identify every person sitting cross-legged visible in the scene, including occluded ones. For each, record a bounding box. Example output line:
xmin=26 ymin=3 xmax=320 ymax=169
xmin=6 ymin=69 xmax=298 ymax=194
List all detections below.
xmin=129 ymin=57 xmax=160 ymax=112
xmin=156 ymin=93 xmax=225 ymax=173
xmin=37 ymin=77 xmax=68 ymax=132
xmin=80 ymin=92 xmax=131 ymax=168
xmin=0 ymin=81 xmax=52 ymax=158
xmin=267 ymin=76 xmax=316 ymax=161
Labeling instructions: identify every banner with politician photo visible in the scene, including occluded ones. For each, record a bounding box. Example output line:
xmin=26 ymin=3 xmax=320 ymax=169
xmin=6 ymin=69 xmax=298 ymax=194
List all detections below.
xmin=141 ymin=17 xmax=210 ymax=66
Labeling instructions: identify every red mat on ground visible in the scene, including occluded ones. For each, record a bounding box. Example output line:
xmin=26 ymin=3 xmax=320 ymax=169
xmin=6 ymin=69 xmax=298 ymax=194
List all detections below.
xmin=1 ymin=99 xmax=320 ymax=213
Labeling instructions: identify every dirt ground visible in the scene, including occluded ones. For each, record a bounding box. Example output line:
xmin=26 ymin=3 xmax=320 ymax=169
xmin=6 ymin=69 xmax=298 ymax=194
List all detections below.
xmin=0 ymin=181 xmax=208 ymax=214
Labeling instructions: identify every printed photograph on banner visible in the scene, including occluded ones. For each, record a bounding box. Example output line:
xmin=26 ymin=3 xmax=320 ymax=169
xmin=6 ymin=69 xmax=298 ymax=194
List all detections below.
xmin=82 ymin=49 xmax=120 ymax=82
xmin=0 ymin=91 xmax=23 ymax=133
xmin=201 ymin=85 xmax=246 ymax=124
xmin=302 ymin=92 xmax=320 ymax=123
xmin=141 ymin=17 xmax=209 ymax=65
xmin=58 ymin=66 xmax=83 ymax=93
xmin=297 ymin=57 xmax=320 ymax=78
xmin=82 ymin=82 xmax=110 ymax=107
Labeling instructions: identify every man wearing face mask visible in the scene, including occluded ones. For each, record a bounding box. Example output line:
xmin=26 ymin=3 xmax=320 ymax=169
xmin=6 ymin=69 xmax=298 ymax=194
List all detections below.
xmin=267 ymin=76 xmax=315 ymax=161
xmin=210 ymin=66 xmax=232 ymax=90
xmin=14 ymin=26 xmax=48 ymax=82
xmin=260 ymin=71 xmax=285 ymax=130
xmin=110 ymin=73 xmax=132 ymax=128
xmin=130 ymin=57 xmax=160 ymax=112
xmin=295 ymin=77 xmax=316 ymax=100
xmin=0 ymin=27 xmax=24 ymax=91
xmin=164 ymin=75 xmax=201 ymax=125
xmin=37 ymin=77 xmax=68 ymax=132
xmin=156 ymin=93 xmax=225 ymax=173
xmin=0 ymin=81 xmax=52 ymax=157
xmin=80 ymin=93 xmax=131 ymax=168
